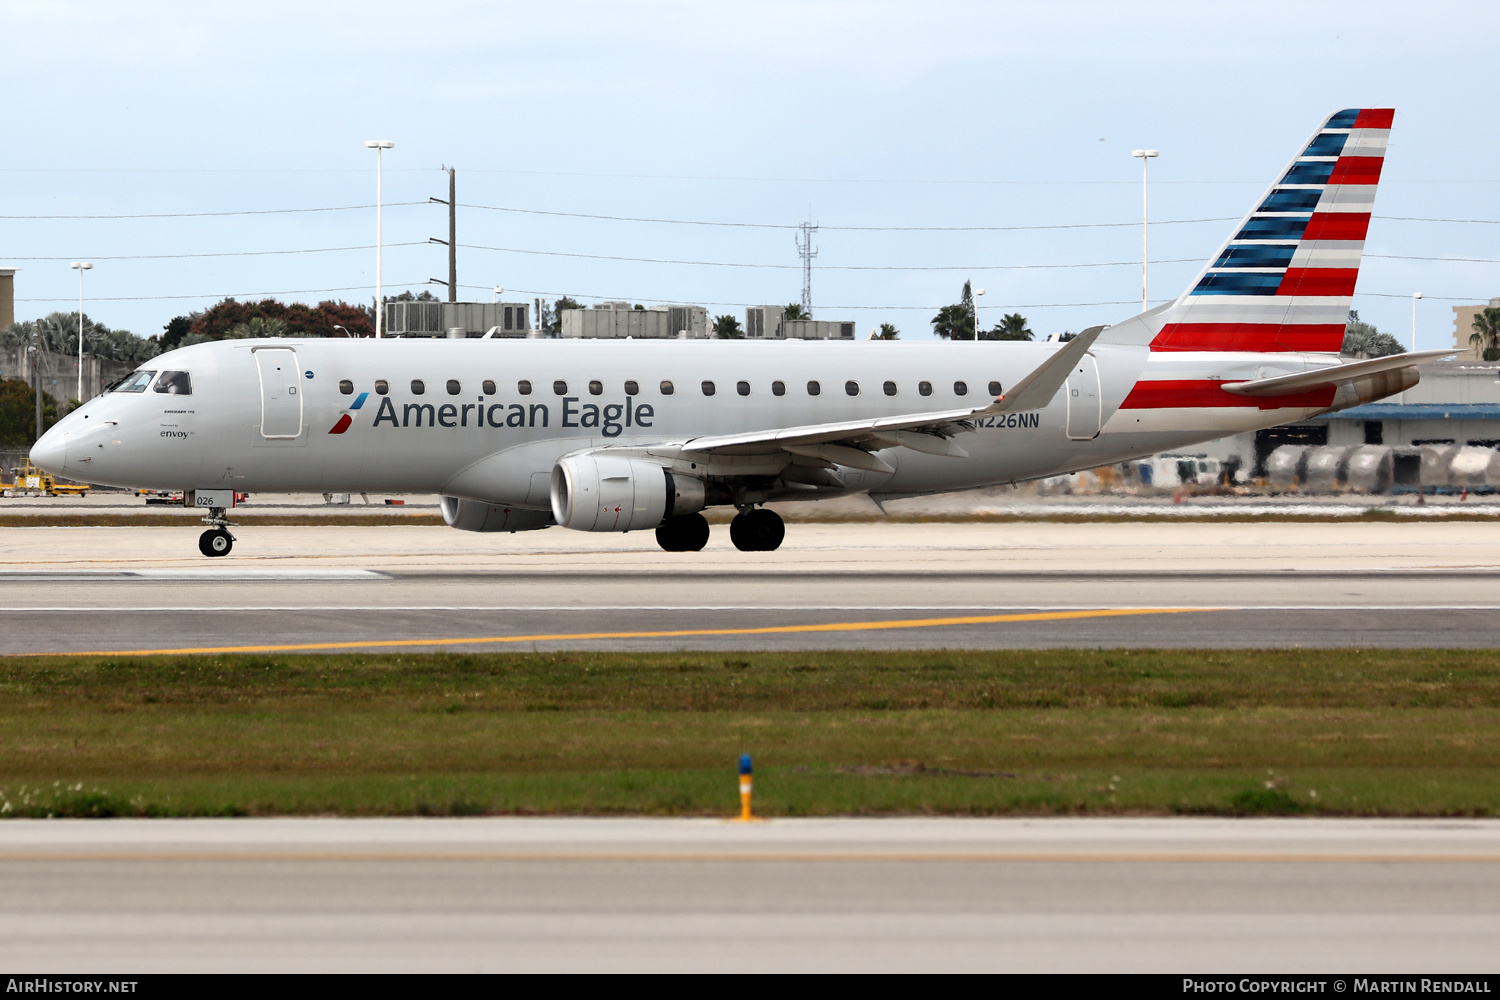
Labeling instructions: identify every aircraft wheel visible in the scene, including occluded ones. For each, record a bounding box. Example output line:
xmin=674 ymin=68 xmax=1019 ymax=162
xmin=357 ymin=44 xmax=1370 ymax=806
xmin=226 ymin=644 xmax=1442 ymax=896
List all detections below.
xmin=730 ymin=508 xmax=784 ymax=552
xmin=656 ymin=512 xmax=710 ymax=552
xmin=199 ymin=528 xmax=233 ymax=558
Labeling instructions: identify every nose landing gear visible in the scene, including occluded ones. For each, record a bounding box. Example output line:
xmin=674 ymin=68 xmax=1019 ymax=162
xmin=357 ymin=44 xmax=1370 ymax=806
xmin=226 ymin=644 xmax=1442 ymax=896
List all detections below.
xmin=198 ymin=506 xmax=235 ymax=557
xmin=199 ymin=527 xmax=234 ymax=557
xmin=729 ymin=507 xmax=785 ymax=552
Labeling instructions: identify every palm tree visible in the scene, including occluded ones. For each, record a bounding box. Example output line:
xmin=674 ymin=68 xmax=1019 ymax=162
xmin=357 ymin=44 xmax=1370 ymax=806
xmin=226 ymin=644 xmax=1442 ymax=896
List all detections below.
xmin=1470 ymin=306 xmax=1500 ymax=361
xmin=226 ymin=316 xmax=291 ymax=339
xmin=783 ymin=303 xmax=808 ymax=321
xmin=983 ymin=312 xmax=1033 ymax=341
xmin=873 ymin=323 xmax=899 ymax=340
xmin=712 ymin=314 xmax=743 ymax=339
xmin=930 ymin=304 xmax=973 ymax=340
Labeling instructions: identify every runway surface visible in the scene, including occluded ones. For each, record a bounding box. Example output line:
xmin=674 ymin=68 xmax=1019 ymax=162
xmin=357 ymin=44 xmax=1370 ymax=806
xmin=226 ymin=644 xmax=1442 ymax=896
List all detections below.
xmin=3 ymin=521 xmax=1499 ymax=651
xmin=1 ymin=817 xmax=1496 ymax=972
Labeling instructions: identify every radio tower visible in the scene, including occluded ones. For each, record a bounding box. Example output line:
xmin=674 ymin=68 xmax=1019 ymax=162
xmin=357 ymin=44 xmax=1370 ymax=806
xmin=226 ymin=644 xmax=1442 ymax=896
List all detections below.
xmin=795 ymin=220 xmax=819 ymax=314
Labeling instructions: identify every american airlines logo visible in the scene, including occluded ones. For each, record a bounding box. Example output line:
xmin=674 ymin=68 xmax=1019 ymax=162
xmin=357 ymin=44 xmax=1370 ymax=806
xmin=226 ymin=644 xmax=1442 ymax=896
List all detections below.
xmin=327 ymin=392 xmax=369 ymax=434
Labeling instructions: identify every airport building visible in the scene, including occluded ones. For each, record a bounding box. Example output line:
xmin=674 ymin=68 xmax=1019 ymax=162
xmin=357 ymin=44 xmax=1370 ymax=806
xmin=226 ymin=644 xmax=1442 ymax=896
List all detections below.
xmin=560 ymin=303 xmax=709 ymax=339
xmin=744 ymin=306 xmax=857 ymax=340
xmin=383 ymin=300 xmax=533 ymax=338
xmin=0 ymin=268 xmax=15 ymax=329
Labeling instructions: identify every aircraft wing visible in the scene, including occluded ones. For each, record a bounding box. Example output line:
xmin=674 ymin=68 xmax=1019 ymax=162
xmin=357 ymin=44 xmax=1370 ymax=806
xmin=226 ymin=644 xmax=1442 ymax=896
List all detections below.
xmin=1221 ymin=349 xmax=1454 ymax=397
xmin=675 ymin=327 xmax=1102 ymax=471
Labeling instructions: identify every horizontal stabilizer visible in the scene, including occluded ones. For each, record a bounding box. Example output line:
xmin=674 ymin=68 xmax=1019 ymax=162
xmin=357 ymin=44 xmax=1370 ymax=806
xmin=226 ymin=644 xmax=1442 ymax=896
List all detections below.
xmin=1221 ymin=349 xmax=1453 ymax=397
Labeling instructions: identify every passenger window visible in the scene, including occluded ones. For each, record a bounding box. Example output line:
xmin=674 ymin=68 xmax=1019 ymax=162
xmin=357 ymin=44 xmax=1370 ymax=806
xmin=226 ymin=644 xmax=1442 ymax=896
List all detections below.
xmin=988 ymin=380 xmax=1002 ymax=397
xmin=883 ymin=381 xmax=897 ymax=396
xmin=518 ymin=380 xmax=532 ymax=395
xmin=411 ymin=380 xmax=426 ymax=395
xmin=589 ymin=380 xmax=603 ymax=396
xmin=153 ymin=371 xmax=192 ymax=395
xmin=736 ymin=381 xmax=750 ymax=396
xmin=845 ymin=381 xmax=859 ymax=396
xmin=553 ymin=380 xmax=568 ymax=395
xmin=660 ymin=380 xmax=675 ymax=395
xmin=482 ymin=380 xmax=496 ymax=395
xmin=919 ymin=381 xmax=932 ymax=396
xmin=375 ymin=380 xmax=389 ymax=395
xmin=953 ymin=381 xmax=968 ymax=396
xmin=338 ymin=380 xmax=353 ymax=395
xmin=701 ymin=381 xmax=716 ymax=396
xmin=446 ymin=379 xmax=461 ymax=395
xmin=772 ymin=381 xmax=785 ymax=397
xmin=807 ymin=380 xmax=821 ymax=396
xmin=625 ymin=380 xmax=639 ymax=395
xmin=113 ymin=371 xmax=156 ymax=393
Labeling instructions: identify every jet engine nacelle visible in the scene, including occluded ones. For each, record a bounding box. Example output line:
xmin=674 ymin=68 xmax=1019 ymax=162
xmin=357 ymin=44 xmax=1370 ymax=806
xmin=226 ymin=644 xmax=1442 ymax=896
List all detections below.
xmin=439 ymin=495 xmax=555 ymax=533
xmin=550 ymin=455 xmax=706 ymax=531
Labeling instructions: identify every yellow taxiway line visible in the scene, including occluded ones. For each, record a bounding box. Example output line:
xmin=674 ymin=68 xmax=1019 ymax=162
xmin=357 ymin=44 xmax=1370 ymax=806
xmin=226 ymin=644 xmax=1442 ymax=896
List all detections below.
xmin=34 ymin=607 xmax=1206 ymax=657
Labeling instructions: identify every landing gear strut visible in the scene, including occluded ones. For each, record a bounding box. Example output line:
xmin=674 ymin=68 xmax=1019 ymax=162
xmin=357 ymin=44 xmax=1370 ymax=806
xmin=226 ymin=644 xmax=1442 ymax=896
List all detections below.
xmin=730 ymin=507 xmax=784 ymax=552
xmin=198 ymin=506 xmax=235 ymax=558
xmin=656 ymin=512 xmax=710 ymax=552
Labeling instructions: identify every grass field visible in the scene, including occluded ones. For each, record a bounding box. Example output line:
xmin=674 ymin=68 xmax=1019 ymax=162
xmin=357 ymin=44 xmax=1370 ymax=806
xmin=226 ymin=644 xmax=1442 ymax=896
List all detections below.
xmin=2 ymin=649 xmax=1497 ymax=818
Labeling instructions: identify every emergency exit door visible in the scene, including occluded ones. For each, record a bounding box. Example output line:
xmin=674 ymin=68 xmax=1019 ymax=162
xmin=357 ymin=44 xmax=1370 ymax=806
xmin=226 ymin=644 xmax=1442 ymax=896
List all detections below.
xmin=1065 ymin=353 xmax=1101 ymax=440
xmin=255 ymin=348 xmax=303 ymax=439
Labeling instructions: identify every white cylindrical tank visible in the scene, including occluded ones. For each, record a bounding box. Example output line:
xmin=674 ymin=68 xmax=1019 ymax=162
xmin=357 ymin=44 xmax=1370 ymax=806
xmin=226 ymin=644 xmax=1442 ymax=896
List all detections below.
xmin=1344 ymin=446 xmax=1394 ymax=493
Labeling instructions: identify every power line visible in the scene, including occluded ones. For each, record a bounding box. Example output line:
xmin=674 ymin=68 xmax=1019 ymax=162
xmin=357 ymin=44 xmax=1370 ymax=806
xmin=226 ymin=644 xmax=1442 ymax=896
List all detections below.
xmin=459 ymin=201 xmax=1240 ymax=232
xmin=0 ymin=202 xmax=426 ymax=221
xmin=1374 ymin=215 xmax=1500 ymax=225
xmin=6 ymin=242 xmax=424 ymax=262
xmin=16 ymin=283 xmax=398 ymax=304
xmin=459 ymin=242 xmax=1201 ymax=272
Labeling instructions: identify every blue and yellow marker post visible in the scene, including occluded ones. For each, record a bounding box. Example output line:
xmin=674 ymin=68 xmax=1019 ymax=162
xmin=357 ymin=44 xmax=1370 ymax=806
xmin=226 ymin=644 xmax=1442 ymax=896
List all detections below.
xmin=737 ymin=753 xmax=754 ymax=821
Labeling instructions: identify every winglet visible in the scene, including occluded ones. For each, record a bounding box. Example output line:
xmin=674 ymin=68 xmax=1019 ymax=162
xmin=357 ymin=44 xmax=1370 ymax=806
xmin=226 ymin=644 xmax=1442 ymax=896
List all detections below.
xmin=987 ymin=326 xmax=1103 ymax=415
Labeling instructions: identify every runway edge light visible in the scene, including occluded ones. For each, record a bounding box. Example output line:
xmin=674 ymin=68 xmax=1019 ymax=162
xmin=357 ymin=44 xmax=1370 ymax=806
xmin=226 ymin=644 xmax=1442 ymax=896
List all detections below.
xmin=737 ymin=754 xmax=754 ymax=822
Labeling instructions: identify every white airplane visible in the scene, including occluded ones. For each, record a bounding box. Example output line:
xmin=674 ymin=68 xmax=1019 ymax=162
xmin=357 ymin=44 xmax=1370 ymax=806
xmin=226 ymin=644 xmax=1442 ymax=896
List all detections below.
xmin=32 ymin=108 xmax=1448 ymax=557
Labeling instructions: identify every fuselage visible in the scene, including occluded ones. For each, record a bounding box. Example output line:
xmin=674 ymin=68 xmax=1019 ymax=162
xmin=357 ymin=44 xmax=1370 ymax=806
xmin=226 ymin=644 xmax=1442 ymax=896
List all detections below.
xmin=34 ymin=335 xmax=1340 ymax=506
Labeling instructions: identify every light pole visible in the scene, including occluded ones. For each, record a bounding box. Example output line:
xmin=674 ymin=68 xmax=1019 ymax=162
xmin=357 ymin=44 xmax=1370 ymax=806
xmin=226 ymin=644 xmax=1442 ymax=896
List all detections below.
xmin=69 ymin=262 xmax=92 ymax=402
xmin=974 ymin=287 xmax=985 ymax=339
xmin=1411 ymin=292 xmax=1423 ymax=352
xmin=365 ymin=140 xmax=394 ymax=337
xmin=1132 ymin=149 xmax=1159 ymax=312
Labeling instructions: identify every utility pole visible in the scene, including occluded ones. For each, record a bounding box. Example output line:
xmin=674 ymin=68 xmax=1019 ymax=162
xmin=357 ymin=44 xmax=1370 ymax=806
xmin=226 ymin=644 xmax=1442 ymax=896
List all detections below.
xmin=364 ymin=140 xmax=394 ymax=337
xmin=430 ymin=167 xmax=457 ymax=302
xmin=795 ymin=220 xmax=819 ymax=315
xmin=28 ymin=344 xmax=42 ymax=443
xmin=1131 ymin=149 xmax=1159 ymax=312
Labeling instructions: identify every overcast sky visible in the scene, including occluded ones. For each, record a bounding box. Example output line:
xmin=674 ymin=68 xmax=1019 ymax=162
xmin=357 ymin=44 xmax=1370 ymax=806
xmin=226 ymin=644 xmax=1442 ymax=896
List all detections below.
xmin=4 ymin=0 xmax=1497 ymax=348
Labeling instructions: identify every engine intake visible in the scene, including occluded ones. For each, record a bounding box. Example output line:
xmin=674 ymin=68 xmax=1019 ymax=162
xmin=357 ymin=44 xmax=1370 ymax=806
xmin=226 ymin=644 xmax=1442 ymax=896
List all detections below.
xmin=550 ymin=455 xmax=705 ymax=531
xmin=439 ymin=496 xmax=555 ymax=533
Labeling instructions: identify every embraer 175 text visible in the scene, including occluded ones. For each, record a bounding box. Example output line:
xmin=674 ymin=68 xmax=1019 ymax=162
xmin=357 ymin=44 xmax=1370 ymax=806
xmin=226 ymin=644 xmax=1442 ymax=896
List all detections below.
xmin=32 ymin=109 xmax=1447 ymax=557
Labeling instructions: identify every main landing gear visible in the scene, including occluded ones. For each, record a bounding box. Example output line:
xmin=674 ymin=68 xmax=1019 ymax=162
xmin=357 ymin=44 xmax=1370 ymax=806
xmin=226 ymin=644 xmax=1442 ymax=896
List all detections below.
xmin=198 ymin=506 xmax=235 ymax=558
xmin=653 ymin=508 xmax=784 ymax=552
xmin=729 ymin=507 xmax=784 ymax=552
xmin=656 ymin=512 xmax=711 ymax=552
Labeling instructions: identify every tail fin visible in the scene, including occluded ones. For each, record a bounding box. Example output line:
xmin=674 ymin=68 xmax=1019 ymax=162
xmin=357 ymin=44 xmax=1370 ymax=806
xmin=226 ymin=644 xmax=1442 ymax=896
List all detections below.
xmin=1101 ymin=108 xmax=1393 ymax=353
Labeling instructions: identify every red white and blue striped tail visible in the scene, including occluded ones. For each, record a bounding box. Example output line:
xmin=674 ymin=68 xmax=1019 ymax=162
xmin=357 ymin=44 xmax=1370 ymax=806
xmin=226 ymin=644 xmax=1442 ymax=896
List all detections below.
xmin=1105 ymin=109 xmax=1392 ymax=354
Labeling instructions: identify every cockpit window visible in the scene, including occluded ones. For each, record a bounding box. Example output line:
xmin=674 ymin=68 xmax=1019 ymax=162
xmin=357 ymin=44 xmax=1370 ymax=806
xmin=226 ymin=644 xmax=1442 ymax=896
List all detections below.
xmin=113 ymin=371 xmax=157 ymax=393
xmin=153 ymin=371 xmax=192 ymax=395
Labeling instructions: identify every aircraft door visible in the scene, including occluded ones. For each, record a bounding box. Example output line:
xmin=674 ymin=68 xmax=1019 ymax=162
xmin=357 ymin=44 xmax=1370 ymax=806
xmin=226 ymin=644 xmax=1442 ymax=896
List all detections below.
xmin=1065 ymin=353 xmax=1101 ymax=440
xmin=255 ymin=348 xmax=303 ymax=439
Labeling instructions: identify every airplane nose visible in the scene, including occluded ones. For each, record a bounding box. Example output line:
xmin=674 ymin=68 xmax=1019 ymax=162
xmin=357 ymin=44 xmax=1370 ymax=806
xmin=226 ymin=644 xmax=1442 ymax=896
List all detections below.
xmin=30 ymin=428 xmax=67 ymax=474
